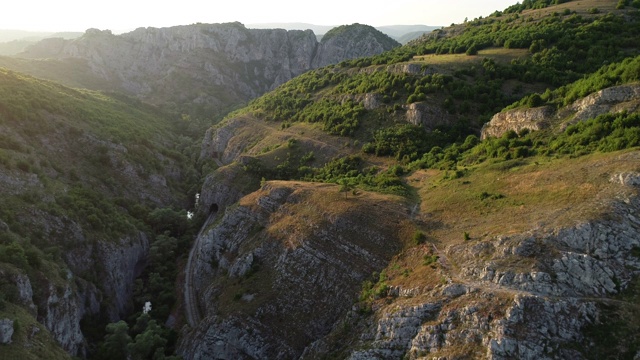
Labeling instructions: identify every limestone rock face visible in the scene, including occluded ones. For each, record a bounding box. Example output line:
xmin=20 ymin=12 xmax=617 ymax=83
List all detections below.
xmin=96 ymin=233 xmax=150 ymax=320
xmin=0 ymin=231 xmax=147 ymax=357
xmin=21 ymin=23 xmax=399 ymax=114
xmin=0 ymin=170 xmax=163 ymax=354
xmin=38 ymin=282 xmax=85 ymax=355
xmin=481 ymin=84 xmax=640 ymax=139
xmin=567 ymin=84 xmax=640 ymax=123
xmin=179 ymin=182 xmax=408 ymax=359
xmin=406 ymin=102 xmax=454 ymax=130
xmin=333 ymin=170 xmax=640 ymax=360
xmin=312 ymin=24 xmax=400 ymax=68
xmin=481 ymin=106 xmax=554 ymax=140
xmin=199 ymin=116 xmax=266 ymax=164
xmin=0 ymin=319 xmax=14 ymax=344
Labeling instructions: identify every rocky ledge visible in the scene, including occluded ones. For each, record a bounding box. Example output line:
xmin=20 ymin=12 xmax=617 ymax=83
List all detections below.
xmin=333 ymin=170 xmax=640 ymax=360
xmin=179 ymin=182 xmax=409 ymax=359
xmin=481 ymin=84 xmax=640 ymax=139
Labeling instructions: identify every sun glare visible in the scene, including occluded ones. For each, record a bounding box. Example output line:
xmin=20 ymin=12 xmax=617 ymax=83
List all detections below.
xmin=1 ymin=0 xmax=517 ymax=33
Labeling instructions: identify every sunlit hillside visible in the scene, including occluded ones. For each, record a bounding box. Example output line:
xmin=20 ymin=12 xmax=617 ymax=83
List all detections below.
xmin=1 ymin=0 xmax=639 ymax=359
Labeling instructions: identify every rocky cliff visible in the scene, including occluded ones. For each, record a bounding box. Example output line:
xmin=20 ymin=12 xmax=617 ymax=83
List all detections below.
xmin=186 ymin=97 xmax=640 ymax=358
xmin=180 ymin=181 xmax=411 ymax=359
xmin=184 ymin=155 xmax=640 ymax=359
xmin=338 ymin=165 xmax=640 ymax=360
xmin=481 ymin=84 xmax=640 ymax=139
xmin=480 ymin=106 xmax=554 ymax=139
xmin=0 ymin=70 xmax=193 ymax=358
xmin=0 ymin=228 xmax=149 ymax=357
xmin=19 ymin=23 xmax=399 ymax=115
xmin=312 ymin=24 xmax=400 ymax=68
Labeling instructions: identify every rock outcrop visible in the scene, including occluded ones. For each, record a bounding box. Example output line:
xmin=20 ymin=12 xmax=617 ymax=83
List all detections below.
xmin=312 ymin=24 xmax=399 ymax=68
xmin=336 ymin=170 xmax=640 ymax=360
xmin=480 ymin=106 xmax=554 ymax=140
xmin=37 ymin=282 xmax=86 ymax=355
xmin=179 ymin=182 xmax=409 ymax=359
xmin=0 ymin=230 xmax=148 ymax=357
xmin=406 ymin=101 xmax=454 ymax=130
xmin=20 ymin=23 xmax=399 ymax=114
xmin=95 ymin=233 xmax=150 ymax=320
xmin=481 ymin=84 xmax=640 ymax=139
xmin=0 ymin=319 xmax=14 ymax=344
xmin=565 ymin=83 xmax=640 ymax=123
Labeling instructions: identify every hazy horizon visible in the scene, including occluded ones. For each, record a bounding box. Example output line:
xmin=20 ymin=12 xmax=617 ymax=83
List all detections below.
xmin=3 ymin=0 xmax=517 ymax=33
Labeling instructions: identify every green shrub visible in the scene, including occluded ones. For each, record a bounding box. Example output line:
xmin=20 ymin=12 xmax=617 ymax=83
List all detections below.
xmin=16 ymin=160 xmax=31 ymax=172
xmin=466 ymin=44 xmax=479 ymax=56
xmin=0 ymin=241 xmax=29 ymax=268
xmin=413 ymin=230 xmax=428 ymax=245
xmin=479 ymin=192 xmax=505 ymax=200
xmin=423 ymin=254 xmax=440 ymax=266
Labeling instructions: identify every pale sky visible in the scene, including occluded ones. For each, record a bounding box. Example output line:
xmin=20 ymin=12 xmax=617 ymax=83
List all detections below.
xmin=2 ymin=0 xmax=518 ymax=33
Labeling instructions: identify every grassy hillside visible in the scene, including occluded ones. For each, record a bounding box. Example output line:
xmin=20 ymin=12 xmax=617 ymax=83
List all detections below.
xmin=196 ymin=1 xmax=640 ymax=357
xmin=0 ymin=68 xmax=204 ymax=358
xmin=216 ymin=1 xmax=639 ymax=203
xmin=1 ymin=0 xmax=639 ymax=358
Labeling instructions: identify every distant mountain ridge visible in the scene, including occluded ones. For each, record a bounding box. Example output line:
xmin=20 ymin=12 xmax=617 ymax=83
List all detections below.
xmin=248 ymin=22 xmax=439 ymax=43
xmin=11 ymin=22 xmax=399 ymax=117
xmin=0 ymin=30 xmax=82 ymax=55
xmin=0 ymin=23 xmax=433 ymax=57
xmin=0 ymin=29 xmax=83 ymax=42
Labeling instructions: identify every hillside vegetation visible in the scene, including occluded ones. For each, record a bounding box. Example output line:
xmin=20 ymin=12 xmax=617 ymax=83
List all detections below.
xmin=0 ymin=68 xmax=204 ymax=358
xmin=189 ymin=0 xmax=640 ymax=359
xmin=1 ymin=0 xmax=639 ymax=359
xmin=218 ymin=0 xmax=640 ymax=197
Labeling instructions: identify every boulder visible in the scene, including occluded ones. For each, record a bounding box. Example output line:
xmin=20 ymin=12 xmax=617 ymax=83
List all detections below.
xmin=0 ymin=319 xmax=14 ymax=344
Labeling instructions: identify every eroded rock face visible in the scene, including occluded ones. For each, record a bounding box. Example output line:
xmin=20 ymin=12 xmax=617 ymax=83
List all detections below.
xmin=96 ymin=233 xmax=150 ymax=320
xmin=567 ymin=84 xmax=640 ymax=123
xmin=312 ymin=24 xmax=399 ymax=68
xmin=332 ymin=173 xmax=640 ymax=360
xmin=21 ymin=23 xmax=398 ymax=114
xmin=0 ymin=319 xmax=14 ymax=344
xmin=458 ymin=195 xmax=640 ymax=298
xmin=1 ymin=209 xmax=153 ymax=356
xmin=345 ymin=293 xmax=596 ymax=360
xmin=406 ymin=102 xmax=453 ymax=130
xmin=480 ymin=84 xmax=640 ymax=139
xmin=38 ymin=282 xmax=85 ymax=355
xmin=199 ymin=116 xmax=271 ymax=164
xmin=481 ymin=106 xmax=554 ymax=140
xmin=179 ymin=182 xmax=407 ymax=359
xmin=1 ymin=232 xmax=147 ymax=357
